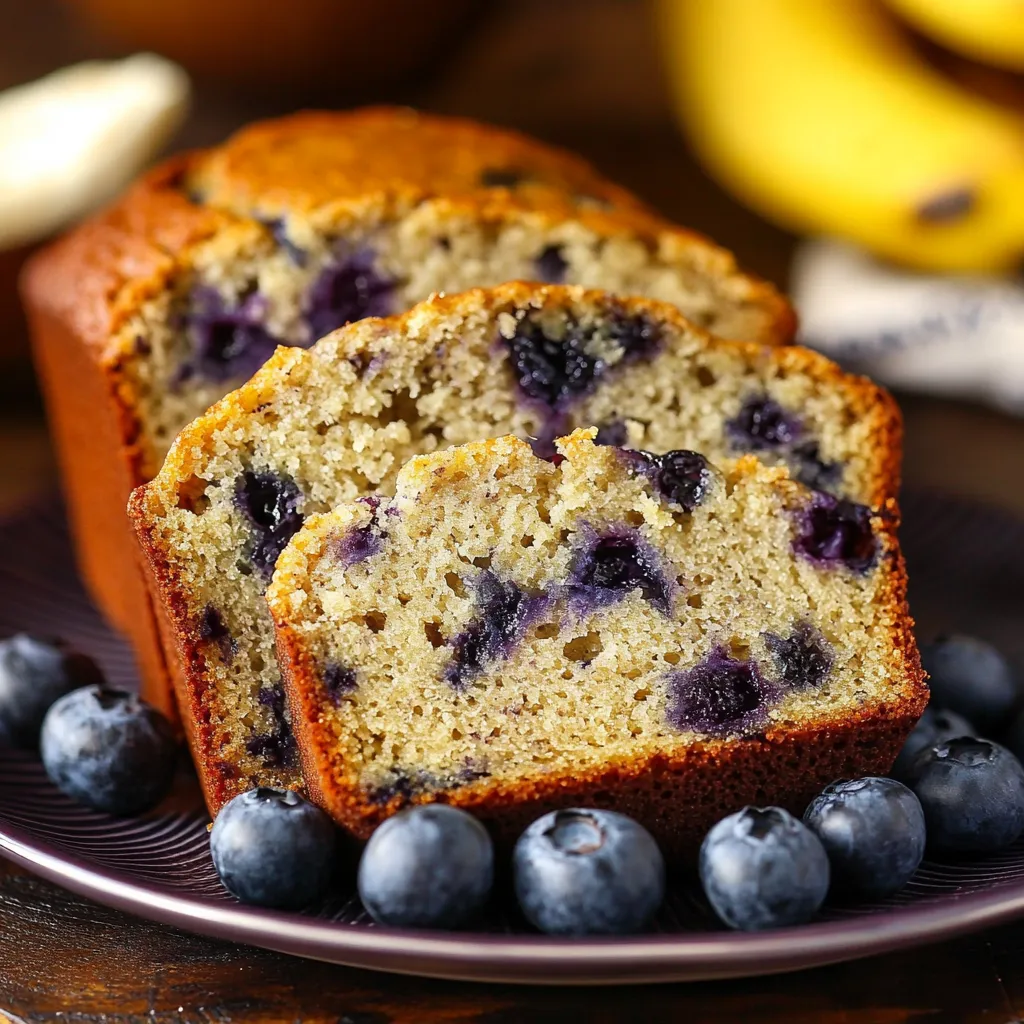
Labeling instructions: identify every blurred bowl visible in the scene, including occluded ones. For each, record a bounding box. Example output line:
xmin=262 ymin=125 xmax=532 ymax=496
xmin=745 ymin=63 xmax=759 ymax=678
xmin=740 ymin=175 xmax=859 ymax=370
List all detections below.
xmin=65 ymin=0 xmax=475 ymax=96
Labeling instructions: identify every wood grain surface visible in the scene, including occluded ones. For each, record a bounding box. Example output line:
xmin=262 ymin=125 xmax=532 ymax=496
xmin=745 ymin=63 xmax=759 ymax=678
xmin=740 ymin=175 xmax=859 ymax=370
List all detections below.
xmin=2 ymin=1 xmax=1024 ymax=1020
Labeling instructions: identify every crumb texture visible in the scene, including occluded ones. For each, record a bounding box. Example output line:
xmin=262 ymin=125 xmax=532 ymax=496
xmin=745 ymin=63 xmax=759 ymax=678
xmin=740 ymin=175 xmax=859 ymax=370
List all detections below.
xmin=268 ymin=430 xmax=923 ymax=837
xmin=130 ymin=283 xmax=901 ymax=814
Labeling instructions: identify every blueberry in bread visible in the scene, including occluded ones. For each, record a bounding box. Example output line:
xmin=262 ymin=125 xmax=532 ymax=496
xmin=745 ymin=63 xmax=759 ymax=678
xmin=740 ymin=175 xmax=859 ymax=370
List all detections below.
xmin=267 ymin=431 xmax=924 ymax=852
xmin=22 ymin=106 xmax=794 ymax=717
xmin=128 ymin=283 xmax=899 ymax=815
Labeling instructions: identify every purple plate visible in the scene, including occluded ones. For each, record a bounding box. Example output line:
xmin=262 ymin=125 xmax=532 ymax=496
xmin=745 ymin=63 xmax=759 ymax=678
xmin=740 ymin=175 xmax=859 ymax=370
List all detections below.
xmin=0 ymin=493 xmax=1022 ymax=985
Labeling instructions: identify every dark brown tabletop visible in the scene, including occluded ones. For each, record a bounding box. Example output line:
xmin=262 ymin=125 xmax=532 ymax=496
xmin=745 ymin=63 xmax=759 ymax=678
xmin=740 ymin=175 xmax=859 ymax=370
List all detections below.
xmin=2 ymin=1 xmax=1024 ymax=1020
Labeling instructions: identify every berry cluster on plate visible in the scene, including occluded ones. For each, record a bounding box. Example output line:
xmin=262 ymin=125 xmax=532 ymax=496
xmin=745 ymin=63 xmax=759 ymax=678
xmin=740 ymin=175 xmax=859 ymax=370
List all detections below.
xmin=2 ymin=630 xmax=1023 ymax=935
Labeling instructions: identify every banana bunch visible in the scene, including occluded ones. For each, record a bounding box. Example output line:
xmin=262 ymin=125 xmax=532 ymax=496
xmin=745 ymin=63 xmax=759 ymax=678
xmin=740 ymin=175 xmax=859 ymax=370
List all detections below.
xmin=658 ymin=0 xmax=1024 ymax=272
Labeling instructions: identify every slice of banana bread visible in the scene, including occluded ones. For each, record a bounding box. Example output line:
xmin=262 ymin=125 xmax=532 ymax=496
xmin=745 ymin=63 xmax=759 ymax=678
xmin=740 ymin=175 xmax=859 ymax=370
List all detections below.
xmin=267 ymin=430 xmax=924 ymax=852
xmin=22 ymin=106 xmax=793 ymax=718
xmin=129 ymin=283 xmax=898 ymax=815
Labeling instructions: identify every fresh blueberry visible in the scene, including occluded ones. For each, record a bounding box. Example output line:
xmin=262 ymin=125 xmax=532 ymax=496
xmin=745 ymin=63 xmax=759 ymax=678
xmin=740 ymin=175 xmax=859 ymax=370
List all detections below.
xmin=792 ymin=492 xmax=877 ymax=574
xmin=890 ymin=705 xmax=976 ymax=782
xmin=666 ymin=647 xmax=778 ymax=736
xmin=920 ymin=635 xmax=1017 ymax=733
xmin=513 ymin=808 xmax=665 ymax=935
xmin=906 ymin=738 xmax=1024 ymax=854
xmin=40 ymin=686 xmax=178 ymax=815
xmin=357 ymin=805 xmax=494 ymax=928
xmin=304 ymin=248 xmax=393 ymax=340
xmin=210 ymin=787 xmax=337 ymax=909
xmin=803 ymin=777 xmax=925 ymax=898
xmin=699 ymin=807 xmax=830 ymax=930
xmin=0 ymin=635 xmax=104 ymax=747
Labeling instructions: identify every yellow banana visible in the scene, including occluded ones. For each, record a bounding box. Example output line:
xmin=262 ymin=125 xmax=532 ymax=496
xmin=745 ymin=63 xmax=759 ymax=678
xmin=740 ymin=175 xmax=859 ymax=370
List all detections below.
xmin=883 ymin=0 xmax=1024 ymax=71
xmin=658 ymin=0 xmax=1024 ymax=272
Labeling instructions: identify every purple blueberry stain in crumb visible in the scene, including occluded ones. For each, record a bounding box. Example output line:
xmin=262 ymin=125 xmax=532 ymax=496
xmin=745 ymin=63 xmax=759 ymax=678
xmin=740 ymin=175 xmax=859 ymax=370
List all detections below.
xmin=235 ymin=470 xmax=304 ymax=579
xmin=594 ymin=420 xmax=628 ymax=447
xmin=605 ymin=309 xmax=662 ymax=361
xmin=199 ymin=605 xmax=235 ymax=663
xmin=764 ymin=622 xmax=834 ymax=690
xmin=503 ymin=311 xmax=660 ymax=417
xmin=666 ymin=647 xmax=779 ymax=736
xmin=304 ymin=247 xmax=394 ymax=341
xmin=728 ymin=395 xmax=801 ymax=452
xmin=793 ymin=492 xmax=877 ymax=574
xmin=567 ymin=528 xmax=672 ymax=615
xmin=322 ymin=663 xmax=357 ymax=704
xmin=368 ymin=763 xmax=492 ymax=805
xmin=791 ymin=441 xmax=843 ymax=493
xmin=445 ymin=571 xmax=548 ymax=691
xmin=246 ymin=685 xmax=298 ymax=768
xmin=333 ymin=499 xmax=388 ymax=568
xmin=262 ymin=217 xmax=307 ymax=267
xmin=178 ymin=286 xmax=281 ymax=384
xmin=535 ymin=245 xmax=568 ymax=284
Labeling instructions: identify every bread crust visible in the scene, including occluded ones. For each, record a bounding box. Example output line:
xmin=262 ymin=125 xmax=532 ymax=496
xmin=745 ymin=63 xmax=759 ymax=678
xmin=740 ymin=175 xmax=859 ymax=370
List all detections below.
xmin=22 ymin=109 xmax=794 ymax=715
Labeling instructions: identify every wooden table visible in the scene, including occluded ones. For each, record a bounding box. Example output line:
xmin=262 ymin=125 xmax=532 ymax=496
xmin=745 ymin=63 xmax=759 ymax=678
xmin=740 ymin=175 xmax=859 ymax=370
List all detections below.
xmin=3 ymin=1 xmax=1024 ymax=1019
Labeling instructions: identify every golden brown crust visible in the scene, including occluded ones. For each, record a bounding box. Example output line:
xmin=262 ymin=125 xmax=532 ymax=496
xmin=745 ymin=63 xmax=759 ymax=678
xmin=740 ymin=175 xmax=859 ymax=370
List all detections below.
xmin=23 ymin=110 xmax=794 ymax=718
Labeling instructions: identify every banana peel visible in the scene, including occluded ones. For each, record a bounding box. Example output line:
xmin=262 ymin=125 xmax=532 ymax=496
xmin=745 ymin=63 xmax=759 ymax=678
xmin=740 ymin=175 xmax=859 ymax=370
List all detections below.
xmin=883 ymin=0 xmax=1024 ymax=72
xmin=658 ymin=0 xmax=1024 ymax=273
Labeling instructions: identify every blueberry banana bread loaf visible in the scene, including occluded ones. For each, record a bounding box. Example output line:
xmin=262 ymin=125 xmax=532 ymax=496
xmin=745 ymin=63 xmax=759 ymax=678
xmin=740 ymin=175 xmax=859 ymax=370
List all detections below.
xmin=129 ymin=283 xmax=897 ymax=815
xmin=267 ymin=430 xmax=924 ymax=852
xmin=22 ymin=107 xmax=794 ymax=717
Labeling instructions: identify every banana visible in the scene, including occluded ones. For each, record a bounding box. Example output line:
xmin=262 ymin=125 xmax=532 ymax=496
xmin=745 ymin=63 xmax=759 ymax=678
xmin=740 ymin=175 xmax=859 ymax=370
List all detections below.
xmin=883 ymin=0 xmax=1024 ymax=72
xmin=658 ymin=0 xmax=1024 ymax=272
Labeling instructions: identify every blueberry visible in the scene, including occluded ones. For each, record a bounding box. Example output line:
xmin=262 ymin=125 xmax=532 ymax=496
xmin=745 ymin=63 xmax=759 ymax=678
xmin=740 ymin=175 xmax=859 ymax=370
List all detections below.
xmin=245 ymin=685 xmax=298 ymax=768
xmin=699 ymin=807 xmax=830 ymax=931
xmin=235 ymin=470 xmax=304 ymax=578
xmin=357 ymin=805 xmax=494 ymax=928
xmin=1004 ymin=707 xmax=1024 ymax=765
xmin=445 ymin=571 xmax=546 ymax=690
xmin=40 ymin=686 xmax=178 ymax=815
xmin=513 ymin=809 xmax=665 ymax=935
xmin=568 ymin=533 xmax=671 ymax=613
xmin=594 ymin=420 xmax=628 ymax=447
xmin=199 ymin=606 xmax=235 ymax=663
xmin=920 ymin=635 xmax=1017 ymax=733
xmin=666 ymin=647 xmax=779 ymax=736
xmin=0 ymin=635 xmax=104 ymax=747
xmin=906 ymin=737 xmax=1024 ymax=854
xmin=304 ymin=248 xmax=393 ymax=340
xmin=210 ymin=787 xmax=337 ymax=909
xmin=728 ymin=395 xmax=801 ymax=451
xmin=505 ymin=317 xmax=602 ymax=411
xmin=764 ymin=622 xmax=833 ymax=690
xmin=322 ymin=662 xmax=358 ymax=704
xmin=627 ymin=449 xmax=714 ymax=513
xmin=180 ymin=286 xmax=280 ymax=384
xmin=803 ymin=778 xmax=925 ymax=898
xmin=791 ymin=440 xmax=842 ymax=493
xmin=792 ymin=492 xmax=877 ymax=574
xmin=535 ymin=245 xmax=568 ymax=284
xmin=890 ymin=705 xmax=976 ymax=782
